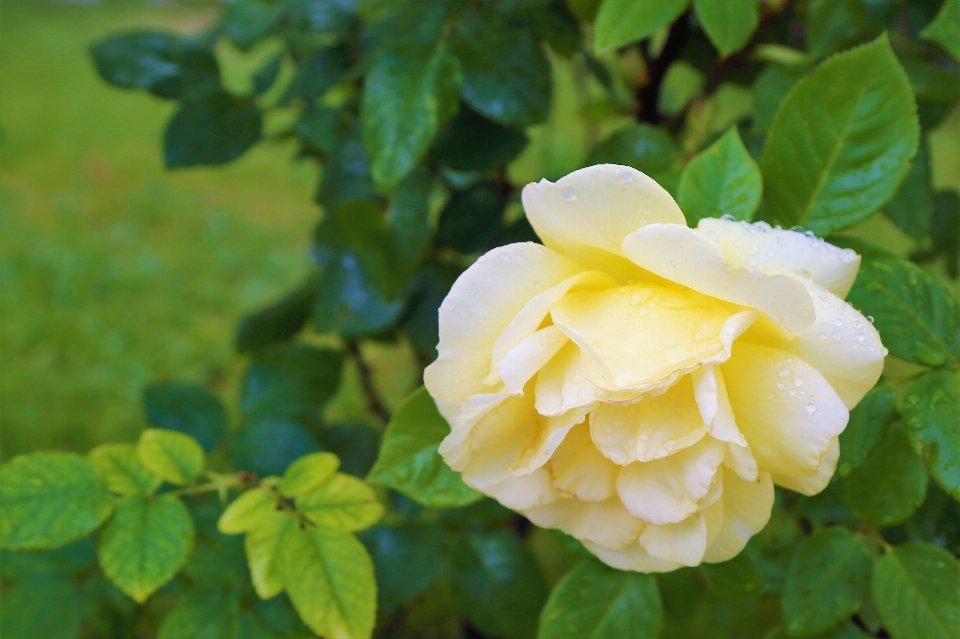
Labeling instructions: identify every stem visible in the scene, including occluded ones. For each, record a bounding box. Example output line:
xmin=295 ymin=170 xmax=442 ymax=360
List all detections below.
xmin=347 ymin=339 xmax=392 ymax=426
xmin=165 ymin=473 xmax=245 ymax=498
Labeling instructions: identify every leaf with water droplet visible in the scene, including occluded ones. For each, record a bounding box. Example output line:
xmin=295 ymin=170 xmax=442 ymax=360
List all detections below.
xmin=903 ymin=369 xmax=960 ymax=501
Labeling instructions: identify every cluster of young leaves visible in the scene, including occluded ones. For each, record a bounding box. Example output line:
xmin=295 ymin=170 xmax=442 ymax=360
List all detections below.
xmin=5 ymin=0 xmax=960 ymax=637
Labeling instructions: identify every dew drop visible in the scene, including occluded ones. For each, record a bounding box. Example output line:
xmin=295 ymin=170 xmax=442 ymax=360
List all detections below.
xmin=778 ymin=369 xmax=792 ymax=378
xmin=856 ymin=332 xmax=865 ymax=342
xmin=640 ymin=205 xmax=650 ymax=214
xmin=819 ymin=333 xmax=827 ymax=340
xmin=767 ymin=393 xmax=775 ymax=400
xmin=499 ymin=253 xmax=511 ymax=262
xmin=800 ymin=310 xmax=810 ymax=318
xmin=789 ymin=390 xmax=796 ymax=396
xmin=834 ymin=318 xmax=843 ymax=327
xmin=853 ymin=320 xmax=862 ymax=329
xmin=776 ymin=235 xmax=788 ymax=246
xmin=627 ymin=438 xmax=637 ymax=448
xmin=806 ymin=403 xmax=816 ymax=413
xmin=882 ymin=347 xmax=889 ymax=356
xmin=561 ymin=186 xmax=576 ymax=201
xmin=794 ymin=377 xmax=804 ymax=387
xmin=777 ymin=382 xmax=785 ymax=390
xmin=747 ymin=257 xmax=759 ymax=266
xmin=602 ymin=425 xmax=614 ymax=435
xmin=867 ymin=315 xmax=874 ymax=324
xmin=839 ymin=248 xmax=857 ymax=263
xmin=723 ymin=325 xmax=735 ymax=335
xmin=621 ymin=172 xmax=633 ymax=183
xmin=832 ymin=330 xmax=842 ymax=341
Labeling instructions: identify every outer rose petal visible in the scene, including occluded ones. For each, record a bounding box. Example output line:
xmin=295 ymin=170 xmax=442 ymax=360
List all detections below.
xmin=524 ymin=497 xmax=643 ymax=550
xmin=773 ymin=437 xmax=840 ymax=496
xmin=549 ymin=423 xmax=619 ymax=502
xmin=621 ymin=224 xmax=816 ymax=334
xmin=696 ymin=218 xmax=861 ymax=297
xmin=640 ymin=498 xmax=726 ymax=566
xmin=616 ymin=436 xmax=726 ymax=525
xmin=584 ymin=540 xmax=683 ymax=573
xmin=425 ymin=243 xmax=584 ymax=409
xmin=590 ymin=375 xmax=707 ymax=465
xmin=703 ymin=469 xmax=774 ymax=563
xmin=522 ymin=164 xmax=686 ymax=280
xmin=691 ymin=366 xmax=747 ymax=446
xmin=721 ymin=343 xmax=848 ymax=476
xmin=458 ymin=392 xmax=559 ymax=511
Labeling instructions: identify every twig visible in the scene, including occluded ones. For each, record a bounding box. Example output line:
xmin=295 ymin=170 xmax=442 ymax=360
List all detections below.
xmin=347 ymin=339 xmax=392 ymax=426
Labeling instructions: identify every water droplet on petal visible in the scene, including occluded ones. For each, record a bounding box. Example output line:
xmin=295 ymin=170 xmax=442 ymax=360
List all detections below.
xmin=834 ymin=318 xmax=843 ymax=327
xmin=819 ymin=333 xmax=827 ymax=340
xmin=777 ymin=382 xmax=785 ymax=390
xmin=767 ymin=393 xmax=775 ymax=400
xmin=499 ymin=253 xmax=511 ymax=262
xmin=806 ymin=403 xmax=816 ymax=413
xmin=832 ymin=330 xmax=842 ymax=341
xmin=839 ymin=248 xmax=857 ymax=263
xmin=561 ymin=186 xmax=576 ymax=201
xmin=621 ymin=172 xmax=633 ymax=183
xmin=794 ymin=377 xmax=803 ymax=387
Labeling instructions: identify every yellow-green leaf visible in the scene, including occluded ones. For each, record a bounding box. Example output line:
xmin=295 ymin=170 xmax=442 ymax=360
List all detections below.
xmin=298 ymin=473 xmax=384 ymax=532
xmin=678 ymin=127 xmax=762 ymax=224
xmin=245 ymin=510 xmax=292 ymax=599
xmin=279 ymin=452 xmax=339 ymax=498
xmin=136 ymin=428 xmax=205 ymax=486
xmin=594 ymin=0 xmax=691 ymax=53
xmin=217 ymin=483 xmax=279 ymax=535
xmin=89 ymin=443 xmax=161 ymax=496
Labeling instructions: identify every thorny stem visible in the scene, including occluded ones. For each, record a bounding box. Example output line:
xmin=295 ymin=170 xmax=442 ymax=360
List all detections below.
xmin=347 ymin=339 xmax=392 ymax=426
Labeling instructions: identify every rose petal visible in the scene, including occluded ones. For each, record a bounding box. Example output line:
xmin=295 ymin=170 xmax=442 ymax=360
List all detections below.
xmin=498 ymin=326 xmax=570 ymax=394
xmin=549 ymin=422 xmax=619 ymax=502
xmin=772 ymin=436 xmax=840 ymax=496
xmin=511 ymin=404 xmax=591 ymax=477
xmin=691 ymin=366 xmax=747 ymax=446
xmin=584 ymin=539 xmax=683 ymax=573
xmin=534 ymin=342 xmax=601 ymax=416
xmin=525 ymin=497 xmax=643 ymax=550
xmin=639 ymin=512 xmax=707 ymax=566
xmin=703 ymin=469 xmax=774 ymax=563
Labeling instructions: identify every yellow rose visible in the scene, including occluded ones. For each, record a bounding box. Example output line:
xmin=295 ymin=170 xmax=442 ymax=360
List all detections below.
xmin=423 ymin=164 xmax=885 ymax=572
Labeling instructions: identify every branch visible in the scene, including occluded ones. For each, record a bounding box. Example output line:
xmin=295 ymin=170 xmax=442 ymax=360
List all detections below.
xmin=347 ymin=339 xmax=392 ymax=426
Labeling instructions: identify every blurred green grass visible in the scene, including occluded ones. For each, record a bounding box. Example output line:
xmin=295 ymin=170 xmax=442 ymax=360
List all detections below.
xmin=0 ymin=1 xmax=320 ymax=457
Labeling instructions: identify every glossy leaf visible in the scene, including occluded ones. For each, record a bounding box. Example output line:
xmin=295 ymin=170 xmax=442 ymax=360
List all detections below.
xmin=229 ymin=419 xmax=320 ymax=477
xmin=761 ymin=35 xmax=919 ymax=234
xmin=436 ymin=180 xmax=507 ymax=254
xmin=678 ymin=127 xmax=762 ymax=223
xmin=845 ymin=257 xmax=960 ymax=367
xmin=240 ymin=345 xmax=343 ymax=420
xmin=433 ymin=103 xmax=528 ymax=171
xmin=89 ymin=443 xmax=162 ymax=495
xmin=165 ymin=91 xmax=262 ymax=168
xmin=903 ymin=369 xmax=960 ymax=500
xmin=806 ymin=0 xmax=869 ymax=59
xmin=537 ymin=558 xmax=663 ymax=639
xmin=837 ymin=385 xmax=896 ymax=477
xmin=0 ymin=452 xmax=113 ymax=550
xmin=587 ymin=124 xmax=681 ymax=174
xmin=752 ymin=63 xmax=809 ymax=134
xmin=872 ymin=543 xmax=960 ymax=639
xmin=236 ymin=280 xmax=318 ymax=354
xmin=367 ymin=386 xmax=483 ymax=507
xmin=694 ymin=0 xmax=759 ymax=57
xmin=136 ymin=428 xmax=205 ymax=486
xmin=594 ymin=0 xmax=691 ymax=53
xmin=921 ymin=0 xmax=960 ymax=61
xmin=883 ymin=140 xmax=934 ymax=240
xmin=781 ymin=528 xmax=873 ymax=637
xmin=362 ymin=523 xmax=446 ymax=614
xmin=317 ymin=423 xmax=382 ymax=479
xmin=279 ymin=524 xmax=377 ymax=639
xmin=97 ymin=494 xmax=194 ymax=602
xmin=143 ymin=382 xmax=228 ymax=452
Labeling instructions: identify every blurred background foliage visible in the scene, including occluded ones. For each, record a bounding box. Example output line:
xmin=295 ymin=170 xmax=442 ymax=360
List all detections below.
xmin=1 ymin=0 xmax=958 ymax=638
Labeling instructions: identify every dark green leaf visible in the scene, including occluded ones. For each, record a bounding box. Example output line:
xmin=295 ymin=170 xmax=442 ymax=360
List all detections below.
xmin=883 ymin=140 xmax=934 ymax=240
xmin=316 ymin=123 xmax=379 ymax=209
xmin=165 ymin=91 xmax=262 ymax=168
xmin=229 ymin=419 xmax=320 ymax=476
xmin=538 ymin=558 xmax=663 ymax=639
xmin=240 ymin=344 xmax=343 ymax=420
xmin=761 ymin=35 xmax=919 ymax=234
xmin=587 ymin=124 xmax=681 ymax=174
xmin=313 ymin=249 xmax=406 ymax=337
xmin=921 ymin=0 xmax=960 ymax=61
xmin=387 ymin=165 xmax=433 ymax=271
xmin=253 ymin=54 xmax=281 ymax=95
xmin=694 ymin=0 xmax=759 ymax=57
xmin=845 ymin=257 xmax=959 ymax=366
xmin=401 ymin=261 xmax=460 ymax=358
xmin=285 ymin=0 xmax=357 ymax=40
xmin=0 ymin=539 xmax=97 ymax=580
xmin=433 ymin=103 xmax=528 ymax=171
xmin=782 ymin=527 xmax=873 ymax=637
xmin=807 ymin=0 xmax=870 ymax=58
xmin=837 ymin=385 xmax=896 ymax=476
xmin=698 ymin=551 xmax=764 ymax=597
xmin=903 ymin=369 xmax=960 ymax=501
xmin=89 ymin=443 xmax=162 ymax=495
xmin=436 ymin=180 xmax=506 ymax=254
xmin=521 ymin=0 xmax=582 ymax=57
xmin=295 ymin=107 xmax=340 ymax=153
xmin=236 ymin=279 xmax=318 ymax=354
xmin=594 ymin=0 xmax=691 ymax=53
xmin=367 ymin=386 xmax=483 ymax=507
xmin=224 ymin=0 xmax=282 ymax=50
xmin=752 ymin=64 xmax=809 ymax=135
xmin=0 ymin=576 xmax=82 ymax=639
xmin=136 ymin=428 xmax=205 ymax=485
xmin=98 ymin=494 xmax=194 ymax=602
xmin=677 ymin=127 xmax=762 ymax=223
xmin=143 ymin=382 xmax=228 ymax=452
xmin=286 ymin=45 xmax=351 ymax=100
xmin=317 ymin=422 xmax=381 ymax=478
xmin=451 ymin=9 xmax=552 ymax=126
xmin=872 ymin=542 xmax=960 ymax=639
xmin=325 ymin=200 xmax=405 ymax=297
xmin=157 ymin=587 xmax=240 ymax=639
xmin=362 ymin=41 xmax=460 ymax=188
xmin=844 ymin=423 xmax=928 ymax=528
xmin=450 ymin=530 xmax=548 ymax=639
xmin=90 ymin=31 xmax=219 ymax=100
xmin=899 ymin=53 xmax=960 ymax=104
xmin=361 ymin=523 xmax=446 ymax=614
xmin=0 ymin=452 xmax=113 ymax=550
xmin=927 ymin=191 xmax=960 ymax=276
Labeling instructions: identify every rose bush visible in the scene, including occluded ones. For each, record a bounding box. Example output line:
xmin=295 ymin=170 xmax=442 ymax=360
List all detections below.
xmin=425 ymin=164 xmax=886 ymax=572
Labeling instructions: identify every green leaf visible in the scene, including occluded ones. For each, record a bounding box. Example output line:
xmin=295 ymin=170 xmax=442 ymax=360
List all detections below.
xmin=323 ymin=200 xmax=403 ymax=298
xmin=752 ymin=64 xmax=809 ymax=134
xmin=240 ymin=345 xmax=343 ymax=420
xmin=658 ymin=61 xmax=705 ymax=115
xmin=594 ymin=0 xmax=691 ymax=53
xmin=236 ymin=279 xmax=318 ymax=354
xmin=286 ymin=46 xmax=351 ymax=101
xmin=698 ymin=551 xmax=764 ymax=596
xmin=229 ymin=419 xmax=320 ymax=477
xmin=253 ymin=54 xmax=281 ymax=95
xmin=436 ymin=180 xmax=507 ymax=254
xmin=98 ymin=494 xmax=194 ymax=602
xmin=316 ymin=122 xmax=378 ymax=210
xmin=843 ymin=422 xmax=928 ymax=528
xmin=872 ymin=542 xmax=960 ymax=639
xmin=837 ymin=385 xmax=896 ymax=476
xmin=761 ymin=35 xmax=919 ymax=234
xmin=89 ymin=31 xmax=219 ymax=100
xmin=537 ymin=558 xmax=663 ymax=639
xmin=165 ymin=90 xmax=262 ymax=168
xmin=143 ymin=382 xmax=228 ymax=452
xmin=246 ymin=511 xmax=292 ymax=599
xmin=279 ymin=524 xmax=377 ymax=639
xmin=224 ymin=0 xmax=282 ymax=50
xmin=296 ymin=107 xmax=339 ymax=153
xmin=883 ymin=140 xmax=934 ymax=240
xmin=298 ymin=473 xmax=384 ymax=532
xmin=136 ymin=428 xmax=205 ymax=486
xmin=0 ymin=452 xmax=113 ymax=550
xmin=921 ymin=0 xmax=960 ymax=61
xmin=587 ymin=124 xmax=681 ymax=174
xmin=694 ymin=0 xmax=759 ymax=57
xmin=450 ymin=530 xmax=548 ymax=639
xmin=279 ymin=452 xmax=340 ymax=498
xmin=402 ymin=261 xmax=460 ymax=359
xmin=0 ymin=576 xmax=83 ymax=639
xmin=387 ymin=165 xmax=433 ymax=272
xmin=362 ymin=41 xmax=460 ymax=188
xmin=781 ymin=527 xmax=873 ymax=637
xmin=367 ymin=386 xmax=483 ymax=507
xmin=433 ymin=103 xmax=528 ymax=171
xmin=89 ymin=444 xmax=162 ymax=495
xmin=845 ymin=257 xmax=960 ymax=367
xmin=158 ymin=586 xmax=241 ymax=639
xmin=361 ymin=523 xmax=446 ymax=614
xmin=678 ymin=128 xmax=762 ymax=224
xmin=317 ymin=423 xmax=382 ymax=479
xmin=903 ymin=369 xmax=960 ymax=501
xmin=451 ymin=8 xmax=552 ymax=126
xmin=218 ymin=483 xmax=279 ymax=535
xmin=806 ymin=0 xmax=869 ymax=59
